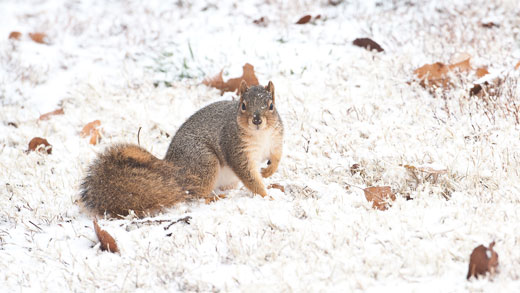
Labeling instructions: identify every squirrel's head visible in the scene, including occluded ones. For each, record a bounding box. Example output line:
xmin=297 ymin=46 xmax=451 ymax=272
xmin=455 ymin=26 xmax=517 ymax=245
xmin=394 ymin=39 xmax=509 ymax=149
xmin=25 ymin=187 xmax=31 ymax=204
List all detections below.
xmin=237 ymin=80 xmax=277 ymax=131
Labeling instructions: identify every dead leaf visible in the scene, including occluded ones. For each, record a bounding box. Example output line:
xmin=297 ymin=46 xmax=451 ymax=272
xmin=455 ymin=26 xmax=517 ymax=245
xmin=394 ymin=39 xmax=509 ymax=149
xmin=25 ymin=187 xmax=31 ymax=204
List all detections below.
xmin=467 ymin=241 xmax=498 ymax=280
xmin=28 ymin=137 xmax=52 ymax=154
xmin=39 ymin=108 xmax=64 ymax=121
xmin=352 ymin=38 xmax=384 ymax=52
xmin=29 ymin=32 xmax=48 ymax=44
xmin=296 ymin=15 xmax=312 ymax=24
xmin=476 ymin=67 xmax=489 ymax=78
xmin=253 ymin=17 xmax=268 ymax=27
xmin=414 ymin=62 xmax=450 ymax=88
xmin=515 ymin=61 xmax=520 ymax=70
xmin=363 ymin=186 xmax=396 ymax=211
xmin=267 ymin=183 xmax=285 ymax=193
xmin=224 ymin=63 xmax=259 ymax=93
xmin=203 ymin=70 xmax=225 ymax=90
xmin=8 ymin=31 xmax=21 ymax=40
xmin=203 ymin=63 xmax=259 ymax=94
xmin=415 ymin=53 xmax=472 ymax=89
xmin=93 ymin=219 xmax=119 ymax=253
xmin=81 ymin=120 xmax=102 ymax=145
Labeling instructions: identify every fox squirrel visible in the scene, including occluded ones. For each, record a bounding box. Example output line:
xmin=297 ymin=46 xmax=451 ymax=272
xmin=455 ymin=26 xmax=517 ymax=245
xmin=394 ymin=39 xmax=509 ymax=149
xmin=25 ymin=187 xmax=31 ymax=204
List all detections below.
xmin=80 ymin=81 xmax=284 ymax=217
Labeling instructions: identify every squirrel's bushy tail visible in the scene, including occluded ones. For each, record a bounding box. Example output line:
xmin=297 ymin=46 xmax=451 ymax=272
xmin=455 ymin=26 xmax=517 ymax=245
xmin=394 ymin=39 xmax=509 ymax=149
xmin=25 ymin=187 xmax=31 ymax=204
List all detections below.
xmin=80 ymin=144 xmax=188 ymax=217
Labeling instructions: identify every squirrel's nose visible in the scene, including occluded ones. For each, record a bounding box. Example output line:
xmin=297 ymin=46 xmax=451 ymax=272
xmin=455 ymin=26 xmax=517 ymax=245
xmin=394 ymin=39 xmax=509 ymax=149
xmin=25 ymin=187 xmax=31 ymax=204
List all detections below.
xmin=252 ymin=114 xmax=262 ymax=125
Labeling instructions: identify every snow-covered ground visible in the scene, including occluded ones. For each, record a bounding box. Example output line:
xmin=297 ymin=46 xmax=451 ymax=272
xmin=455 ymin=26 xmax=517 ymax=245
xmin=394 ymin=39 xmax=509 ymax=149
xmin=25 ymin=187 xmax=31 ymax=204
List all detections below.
xmin=1 ymin=0 xmax=520 ymax=291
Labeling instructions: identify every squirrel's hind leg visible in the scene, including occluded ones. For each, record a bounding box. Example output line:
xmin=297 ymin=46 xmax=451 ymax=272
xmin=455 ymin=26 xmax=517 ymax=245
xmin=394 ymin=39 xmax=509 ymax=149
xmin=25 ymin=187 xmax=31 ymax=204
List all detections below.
xmin=178 ymin=154 xmax=220 ymax=202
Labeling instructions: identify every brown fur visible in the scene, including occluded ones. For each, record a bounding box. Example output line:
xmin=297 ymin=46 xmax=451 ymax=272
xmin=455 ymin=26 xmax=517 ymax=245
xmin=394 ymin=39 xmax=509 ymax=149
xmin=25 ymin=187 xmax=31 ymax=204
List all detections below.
xmin=81 ymin=144 xmax=191 ymax=217
xmin=81 ymin=81 xmax=283 ymax=217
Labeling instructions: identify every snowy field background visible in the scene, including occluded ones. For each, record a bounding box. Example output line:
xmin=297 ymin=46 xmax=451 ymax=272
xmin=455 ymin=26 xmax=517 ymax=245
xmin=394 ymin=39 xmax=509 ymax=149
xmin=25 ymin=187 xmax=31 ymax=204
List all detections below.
xmin=1 ymin=0 xmax=520 ymax=291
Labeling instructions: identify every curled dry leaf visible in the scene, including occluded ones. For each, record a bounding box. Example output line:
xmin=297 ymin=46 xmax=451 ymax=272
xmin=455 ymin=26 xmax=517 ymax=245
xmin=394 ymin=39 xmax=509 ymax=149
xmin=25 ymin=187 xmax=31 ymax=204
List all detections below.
xmin=267 ymin=183 xmax=285 ymax=193
xmin=80 ymin=120 xmax=102 ymax=145
xmin=515 ymin=61 xmax=520 ymax=70
xmin=296 ymin=15 xmax=312 ymax=24
xmin=203 ymin=63 xmax=259 ymax=94
xmin=467 ymin=241 xmax=499 ymax=280
xmin=29 ymin=32 xmax=48 ymax=44
xmin=39 ymin=108 xmax=64 ymax=121
xmin=28 ymin=137 xmax=52 ymax=154
xmin=363 ymin=186 xmax=396 ymax=211
xmin=93 ymin=219 xmax=119 ymax=253
xmin=9 ymin=31 xmax=21 ymax=40
xmin=352 ymin=38 xmax=384 ymax=52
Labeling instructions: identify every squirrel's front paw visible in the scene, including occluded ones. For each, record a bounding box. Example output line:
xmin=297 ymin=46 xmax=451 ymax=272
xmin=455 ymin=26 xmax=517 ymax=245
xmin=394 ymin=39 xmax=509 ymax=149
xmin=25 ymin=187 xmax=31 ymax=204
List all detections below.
xmin=261 ymin=167 xmax=274 ymax=178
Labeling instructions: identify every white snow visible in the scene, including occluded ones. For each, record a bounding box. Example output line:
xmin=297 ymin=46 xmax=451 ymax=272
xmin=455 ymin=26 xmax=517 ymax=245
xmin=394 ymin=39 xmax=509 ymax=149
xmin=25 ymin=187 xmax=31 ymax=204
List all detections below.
xmin=1 ymin=0 xmax=520 ymax=291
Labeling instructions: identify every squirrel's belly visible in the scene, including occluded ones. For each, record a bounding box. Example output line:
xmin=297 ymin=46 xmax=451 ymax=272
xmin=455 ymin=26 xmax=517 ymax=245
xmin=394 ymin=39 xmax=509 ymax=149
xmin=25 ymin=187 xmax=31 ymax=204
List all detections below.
xmin=214 ymin=165 xmax=239 ymax=190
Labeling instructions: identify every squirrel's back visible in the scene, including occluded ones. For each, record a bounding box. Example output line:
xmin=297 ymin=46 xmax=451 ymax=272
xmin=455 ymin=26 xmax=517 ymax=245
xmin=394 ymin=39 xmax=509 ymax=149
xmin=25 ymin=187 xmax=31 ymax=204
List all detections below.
xmin=80 ymin=144 xmax=190 ymax=217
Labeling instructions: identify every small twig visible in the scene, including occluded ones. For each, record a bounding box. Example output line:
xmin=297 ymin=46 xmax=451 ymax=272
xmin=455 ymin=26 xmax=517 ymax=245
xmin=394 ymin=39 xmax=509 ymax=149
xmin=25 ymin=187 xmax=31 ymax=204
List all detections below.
xmin=137 ymin=127 xmax=142 ymax=146
xmin=28 ymin=220 xmax=43 ymax=231
xmin=164 ymin=216 xmax=192 ymax=230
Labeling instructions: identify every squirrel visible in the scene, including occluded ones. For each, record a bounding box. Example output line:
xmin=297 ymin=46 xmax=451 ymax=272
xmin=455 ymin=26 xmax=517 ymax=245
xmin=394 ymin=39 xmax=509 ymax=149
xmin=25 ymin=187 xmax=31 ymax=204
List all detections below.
xmin=80 ymin=80 xmax=284 ymax=217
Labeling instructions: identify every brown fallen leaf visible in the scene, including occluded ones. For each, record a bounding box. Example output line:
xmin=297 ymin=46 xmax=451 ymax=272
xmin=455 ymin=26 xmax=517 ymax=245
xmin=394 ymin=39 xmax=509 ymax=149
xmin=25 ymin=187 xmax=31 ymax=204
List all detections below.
xmin=9 ymin=31 xmax=21 ymax=40
xmin=93 ymin=219 xmax=119 ymax=253
xmin=415 ymin=53 xmax=472 ymax=89
xmin=28 ymin=137 xmax=52 ymax=154
xmin=475 ymin=67 xmax=489 ymax=78
xmin=39 ymin=108 xmax=64 ymax=121
xmin=515 ymin=61 xmax=520 ymax=70
xmin=363 ymin=186 xmax=396 ymax=211
xmin=414 ymin=62 xmax=450 ymax=88
xmin=203 ymin=63 xmax=259 ymax=94
xmin=29 ymin=32 xmax=48 ymax=44
xmin=352 ymin=38 xmax=384 ymax=52
xmin=296 ymin=15 xmax=312 ymax=24
xmin=267 ymin=183 xmax=285 ymax=193
xmin=81 ymin=120 xmax=102 ymax=145
xmin=203 ymin=70 xmax=225 ymax=91
xmin=467 ymin=241 xmax=498 ymax=280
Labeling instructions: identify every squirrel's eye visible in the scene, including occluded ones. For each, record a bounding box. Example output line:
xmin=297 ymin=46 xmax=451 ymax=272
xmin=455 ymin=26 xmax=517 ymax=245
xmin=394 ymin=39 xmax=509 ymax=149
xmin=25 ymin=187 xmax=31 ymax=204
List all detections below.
xmin=241 ymin=102 xmax=246 ymax=111
xmin=269 ymin=103 xmax=274 ymax=111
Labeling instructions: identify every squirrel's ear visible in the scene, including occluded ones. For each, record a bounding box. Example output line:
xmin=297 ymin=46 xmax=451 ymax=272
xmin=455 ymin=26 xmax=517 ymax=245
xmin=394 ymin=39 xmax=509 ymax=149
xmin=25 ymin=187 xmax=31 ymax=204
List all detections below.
xmin=266 ymin=81 xmax=275 ymax=102
xmin=239 ymin=80 xmax=248 ymax=96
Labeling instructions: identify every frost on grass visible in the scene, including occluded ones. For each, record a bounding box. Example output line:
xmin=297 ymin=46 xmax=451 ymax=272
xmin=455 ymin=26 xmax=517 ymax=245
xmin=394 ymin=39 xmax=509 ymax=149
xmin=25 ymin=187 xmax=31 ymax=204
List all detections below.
xmin=1 ymin=0 xmax=520 ymax=292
